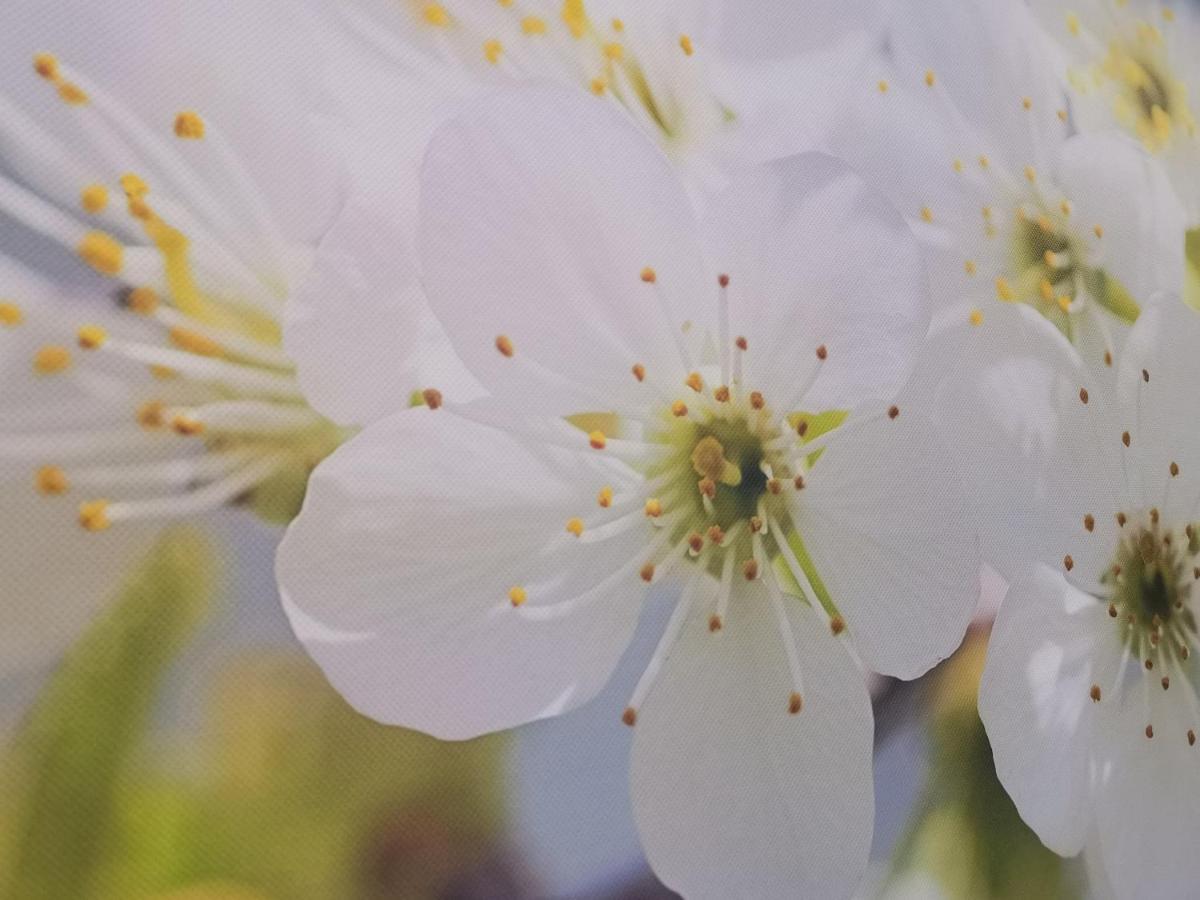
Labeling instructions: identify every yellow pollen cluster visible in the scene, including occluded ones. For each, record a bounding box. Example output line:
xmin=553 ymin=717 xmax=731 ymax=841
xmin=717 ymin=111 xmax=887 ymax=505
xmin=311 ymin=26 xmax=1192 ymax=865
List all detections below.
xmin=0 ymin=302 xmax=24 ymax=327
xmin=126 ymin=286 xmax=160 ymax=315
xmin=33 ymin=345 xmax=72 ymax=375
xmin=80 ymin=183 xmax=109 ymax=214
xmin=78 ymin=499 xmax=111 ymax=532
xmin=76 ymin=324 xmax=108 ymax=350
xmin=173 ymin=110 xmax=206 ymax=140
xmin=77 ymin=231 xmax=124 ymax=276
xmin=35 ymin=465 xmax=69 ymax=496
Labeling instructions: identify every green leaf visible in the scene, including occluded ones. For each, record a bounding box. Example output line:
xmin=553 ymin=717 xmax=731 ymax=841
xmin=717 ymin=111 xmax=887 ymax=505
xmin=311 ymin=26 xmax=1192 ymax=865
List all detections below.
xmin=0 ymin=529 xmax=219 ymax=900
xmin=1185 ymin=228 xmax=1200 ymax=312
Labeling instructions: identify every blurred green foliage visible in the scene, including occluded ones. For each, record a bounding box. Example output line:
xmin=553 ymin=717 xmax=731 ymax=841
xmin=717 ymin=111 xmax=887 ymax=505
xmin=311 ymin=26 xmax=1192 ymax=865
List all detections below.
xmin=0 ymin=530 xmax=509 ymax=900
xmin=886 ymin=634 xmax=1082 ymax=900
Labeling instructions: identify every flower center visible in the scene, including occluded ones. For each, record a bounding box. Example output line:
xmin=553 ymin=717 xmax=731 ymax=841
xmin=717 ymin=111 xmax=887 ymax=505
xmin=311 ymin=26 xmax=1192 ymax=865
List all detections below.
xmin=1099 ymin=29 xmax=1197 ymax=153
xmin=1102 ymin=513 xmax=1198 ymax=662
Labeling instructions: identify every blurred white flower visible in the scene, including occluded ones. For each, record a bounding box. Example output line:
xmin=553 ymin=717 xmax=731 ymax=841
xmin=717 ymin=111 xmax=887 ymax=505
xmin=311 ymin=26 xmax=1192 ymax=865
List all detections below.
xmin=285 ymin=0 xmax=887 ymax=424
xmin=277 ymin=85 xmax=980 ymax=899
xmin=823 ymin=0 xmax=1184 ymax=370
xmin=0 ymin=0 xmax=368 ymax=673
xmin=1033 ymin=0 xmax=1200 ymax=225
xmin=976 ymin=298 xmax=1200 ymax=900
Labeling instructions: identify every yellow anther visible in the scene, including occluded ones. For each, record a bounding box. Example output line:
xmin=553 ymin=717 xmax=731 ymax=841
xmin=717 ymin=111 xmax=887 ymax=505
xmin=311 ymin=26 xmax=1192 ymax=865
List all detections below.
xmin=1060 ymin=200 xmax=1072 ymax=216
xmin=878 ymin=79 xmax=889 ymax=93
xmin=150 ymin=364 xmax=177 ymax=380
xmin=680 ymin=34 xmax=694 ymax=56
xmin=589 ymin=430 xmax=607 ymax=450
xmin=969 ymin=309 xmax=984 ymax=327
xmin=1057 ymin=295 xmax=1072 ymax=312
xmin=169 ymin=327 xmax=222 ymax=357
xmin=925 ymin=69 xmax=935 ymax=87
xmin=33 ymin=53 xmax=59 ymax=80
xmin=57 ymin=82 xmax=88 ymax=105
xmin=611 ymin=18 xmax=623 ymax=31
xmin=172 ymin=414 xmax=204 ymax=436
xmin=691 ymin=436 xmax=741 ymax=487
xmin=1094 ymin=224 xmax=1104 ymax=238
xmin=77 ymin=231 xmax=123 ymax=275
xmin=521 ymin=15 xmax=547 ymax=34
xmin=590 ymin=78 xmax=607 ymax=95
xmin=671 ymin=400 xmax=688 ymax=417
xmin=631 ymin=363 xmax=646 ymax=382
xmin=1024 ymin=165 xmax=1037 ymax=183
xmin=1022 ymin=96 xmax=1033 ymax=110
xmin=119 ymin=173 xmax=149 ymax=198
xmin=1037 ymin=214 xmax=1053 ymax=232
xmin=1057 ymin=108 xmax=1068 ymax=122
xmin=1043 ymin=249 xmax=1059 ymax=267
xmin=79 ymin=499 xmax=111 ymax=531
xmin=173 ymin=110 xmax=205 ymax=140
xmin=1040 ymin=278 xmax=1055 ymax=301
xmin=749 ymin=391 xmax=765 ymax=410
xmin=0 ymin=302 xmax=23 ymax=327
xmin=566 ymin=517 xmax=584 ymax=537
xmin=603 ymin=42 xmax=624 ymax=60
xmin=597 ymin=485 xmax=613 ymax=508
xmin=562 ymin=0 xmax=588 ymax=38
xmin=35 ymin=465 xmax=69 ymax=496
xmin=713 ymin=385 xmax=730 ymax=403
xmin=920 ymin=206 xmax=933 ymax=223
xmin=136 ymin=400 xmax=165 ymax=429
xmin=126 ymin=286 xmax=160 ymax=315
xmin=76 ymin=324 xmax=107 ymax=349
xmin=979 ymin=155 xmax=990 ymax=169
xmin=995 ymin=277 xmax=1015 ymax=302
xmin=1066 ymin=13 xmax=1080 ymax=36
xmin=33 ymin=345 xmax=71 ymax=375
xmin=495 ymin=334 xmax=515 ymax=357
xmin=483 ymin=39 xmax=503 ymax=64
xmin=508 ymin=586 xmax=527 ymax=607
xmin=80 ymin=183 xmax=108 ymax=214
xmin=953 ymin=158 xmax=964 ymax=173
xmin=640 ymin=267 xmax=657 ymax=283
xmin=422 ymin=3 xmax=451 ymax=27
xmin=964 ymin=260 xmax=977 ymax=276
xmin=685 ymin=372 xmax=703 ymax=393
xmin=644 ymin=498 xmax=663 ymax=518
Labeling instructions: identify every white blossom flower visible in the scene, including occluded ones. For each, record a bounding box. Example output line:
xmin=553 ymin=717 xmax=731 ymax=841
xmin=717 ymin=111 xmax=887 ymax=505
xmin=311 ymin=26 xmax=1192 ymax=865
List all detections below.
xmin=821 ymin=0 xmax=1185 ymax=370
xmin=1032 ymin=0 xmax=1200 ymax=225
xmin=976 ymin=297 xmax=1200 ymax=900
xmin=0 ymin=0 xmax=368 ymax=672
xmin=277 ymin=85 xmax=980 ymax=898
xmin=286 ymin=0 xmax=886 ymax=425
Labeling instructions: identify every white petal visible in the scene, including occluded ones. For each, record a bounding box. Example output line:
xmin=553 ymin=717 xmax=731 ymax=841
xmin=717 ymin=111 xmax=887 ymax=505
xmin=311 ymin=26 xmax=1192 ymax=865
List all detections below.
xmin=703 ymin=153 xmax=929 ymax=408
xmin=277 ymin=406 xmax=649 ymax=738
xmin=1091 ymin=667 xmax=1200 ymax=900
xmin=417 ymin=83 xmax=710 ymax=415
xmin=1115 ymin=299 xmax=1200 ymax=520
xmin=887 ymin=0 xmax=1069 ymax=172
xmin=979 ymin=565 xmax=1121 ymax=857
xmin=703 ymin=0 xmax=885 ymax=58
xmin=286 ymin=196 xmax=425 ymax=427
xmin=1054 ymin=133 xmax=1185 ymax=307
xmin=630 ymin=587 xmax=874 ymax=900
xmin=792 ymin=409 xmax=979 ymax=680
xmin=930 ymin=301 xmax=1122 ymax=580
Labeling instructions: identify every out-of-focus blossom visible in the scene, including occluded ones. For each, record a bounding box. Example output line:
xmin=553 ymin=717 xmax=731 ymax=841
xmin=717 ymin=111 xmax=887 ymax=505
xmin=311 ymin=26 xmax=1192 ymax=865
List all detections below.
xmin=0 ymin=0 xmax=370 ymax=673
xmin=285 ymin=0 xmax=888 ymax=424
xmin=976 ymin=297 xmax=1200 ymax=900
xmin=825 ymin=0 xmax=1184 ymax=371
xmin=1033 ymin=0 xmax=1200 ymax=226
xmin=278 ymin=84 xmax=980 ymax=899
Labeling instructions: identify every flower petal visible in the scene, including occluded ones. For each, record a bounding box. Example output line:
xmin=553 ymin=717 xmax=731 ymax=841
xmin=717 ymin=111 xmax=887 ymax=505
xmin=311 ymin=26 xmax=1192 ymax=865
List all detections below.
xmin=979 ymin=565 xmax=1121 ymax=857
xmin=417 ymin=83 xmax=710 ymax=416
xmin=276 ymin=405 xmax=649 ymax=738
xmin=630 ymin=586 xmax=873 ymax=899
xmin=1091 ymin=664 xmax=1200 ymax=900
xmin=791 ymin=408 xmax=978 ymax=680
xmin=703 ymin=153 xmax=929 ymax=408
xmin=1053 ymin=133 xmax=1185 ymax=308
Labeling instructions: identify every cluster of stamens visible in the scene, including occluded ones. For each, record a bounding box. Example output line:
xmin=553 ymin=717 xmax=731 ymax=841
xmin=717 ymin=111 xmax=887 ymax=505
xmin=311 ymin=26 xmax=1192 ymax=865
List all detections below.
xmin=1 ymin=53 xmax=339 ymax=533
